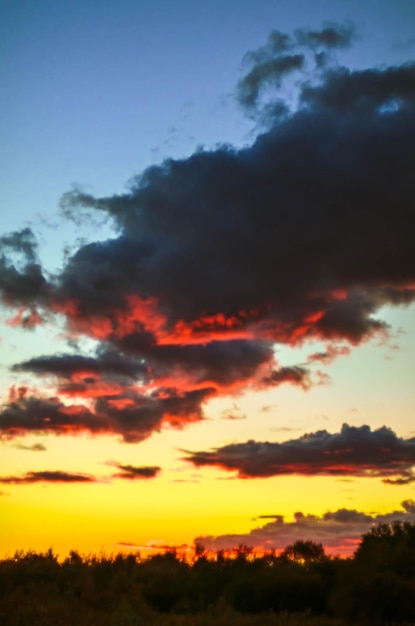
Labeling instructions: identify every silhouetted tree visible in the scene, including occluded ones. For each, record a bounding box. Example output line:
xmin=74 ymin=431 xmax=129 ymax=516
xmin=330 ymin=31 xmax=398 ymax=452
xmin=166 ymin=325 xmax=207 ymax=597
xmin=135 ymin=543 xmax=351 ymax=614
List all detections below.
xmin=342 ymin=521 xmax=415 ymax=624
xmin=280 ymin=539 xmax=326 ymax=565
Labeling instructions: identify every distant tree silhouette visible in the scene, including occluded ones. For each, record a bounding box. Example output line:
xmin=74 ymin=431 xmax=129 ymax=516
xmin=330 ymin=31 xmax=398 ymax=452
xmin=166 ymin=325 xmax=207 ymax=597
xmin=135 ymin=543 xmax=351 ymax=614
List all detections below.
xmin=2 ymin=526 xmax=415 ymax=624
xmin=280 ymin=540 xmax=326 ymax=565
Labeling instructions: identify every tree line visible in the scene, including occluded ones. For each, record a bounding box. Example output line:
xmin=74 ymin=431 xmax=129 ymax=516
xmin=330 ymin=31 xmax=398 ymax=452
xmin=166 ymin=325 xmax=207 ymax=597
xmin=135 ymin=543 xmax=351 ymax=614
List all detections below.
xmin=1 ymin=521 xmax=415 ymax=625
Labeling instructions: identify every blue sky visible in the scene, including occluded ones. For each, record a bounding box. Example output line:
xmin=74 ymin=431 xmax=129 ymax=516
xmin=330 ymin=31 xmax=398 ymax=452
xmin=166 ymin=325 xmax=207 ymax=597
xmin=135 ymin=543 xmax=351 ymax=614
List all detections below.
xmin=2 ymin=0 xmax=415 ymax=252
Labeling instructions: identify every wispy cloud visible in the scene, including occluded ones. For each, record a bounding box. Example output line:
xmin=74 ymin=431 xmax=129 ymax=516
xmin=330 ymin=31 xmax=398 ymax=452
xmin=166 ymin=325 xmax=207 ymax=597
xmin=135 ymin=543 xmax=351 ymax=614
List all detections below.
xmin=0 ymin=470 xmax=97 ymax=484
xmin=12 ymin=442 xmax=47 ymax=452
xmin=237 ymin=21 xmax=356 ymax=113
xmin=106 ymin=461 xmax=161 ymax=480
xmin=116 ymin=541 xmax=191 ymax=552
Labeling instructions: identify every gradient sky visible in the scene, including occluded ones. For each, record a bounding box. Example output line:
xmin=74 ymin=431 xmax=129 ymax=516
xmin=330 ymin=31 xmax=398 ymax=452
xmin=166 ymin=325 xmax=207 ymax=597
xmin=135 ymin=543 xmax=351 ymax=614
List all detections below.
xmin=1 ymin=0 xmax=415 ymax=559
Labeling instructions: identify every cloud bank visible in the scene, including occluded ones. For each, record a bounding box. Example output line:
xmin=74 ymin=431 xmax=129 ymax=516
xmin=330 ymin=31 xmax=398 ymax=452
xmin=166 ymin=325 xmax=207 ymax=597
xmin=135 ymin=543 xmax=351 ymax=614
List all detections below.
xmin=195 ymin=500 xmax=415 ymax=557
xmin=184 ymin=424 xmax=415 ymax=483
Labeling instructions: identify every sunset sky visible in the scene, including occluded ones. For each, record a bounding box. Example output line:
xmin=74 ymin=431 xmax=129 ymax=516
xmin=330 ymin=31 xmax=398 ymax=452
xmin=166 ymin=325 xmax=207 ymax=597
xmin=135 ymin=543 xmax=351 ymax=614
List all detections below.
xmin=1 ymin=0 xmax=415 ymax=559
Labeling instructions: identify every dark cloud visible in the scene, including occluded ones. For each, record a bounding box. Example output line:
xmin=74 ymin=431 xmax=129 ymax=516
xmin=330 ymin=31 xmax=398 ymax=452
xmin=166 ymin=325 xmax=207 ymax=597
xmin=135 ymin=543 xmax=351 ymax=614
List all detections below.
xmin=183 ymin=424 xmax=415 ymax=481
xmin=5 ymin=345 xmax=313 ymax=442
xmin=57 ymin=62 xmax=415 ymax=346
xmin=195 ymin=501 xmax=415 ymax=557
xmin=402 ymin=499 xmax=415 ymax=514
xmin=0 ymin=228 xmax=38 ymax=262
xmin=237 ymin=53 xmax=305 ymax=109
xmin=94 ymin=387 xmax=213 ymax=443
xmin=12 ymin=351 xmax=147 ymax=381
xmin=0 ymin=387 xmax=213 ymax=443
xmin=0 ymin=470 xmax=96 ymax=484
xmin=0 ymin=396 xmax=107 ymax=439
xmin=322 ymin=509 xmax=373 ymax=524
xmin=261 ymin=365 xmax=311 ymax=389
xmin=382 ymin=472 xmax=415 ymax=485
xmin=107 ymin=462 xmax=161 ymax=479
xmin=0 ymin=228 xmax=48 ymax=308
xmin=14 ymin=339 xmax=275 ymax=390
xmin=1 ymin=23 xmax=415 ymax=442
xmin=132 ymin=339 xmax=274 ymax=389
xmin=294 ymin=22 xmax=356 ymax=50
xmin=237 ymin=22 xmax=356 ymax=114
xmin=300 ymin=63 xmax=415 ymax=115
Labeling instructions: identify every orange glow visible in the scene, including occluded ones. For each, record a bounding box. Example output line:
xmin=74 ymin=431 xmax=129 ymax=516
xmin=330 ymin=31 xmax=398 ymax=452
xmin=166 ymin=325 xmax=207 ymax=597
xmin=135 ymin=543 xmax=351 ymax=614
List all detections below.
xmin=58 ymin=381 xmax=128 ymax=398
xmin=50 ymin=298 xmax=81 ymax=318
xmin=162 ymin=411 xmax=205 ymax=428
xmin=106 ymin=397 xmax=137 ymax=409
xmin=282 ymin=310 xmax=325 ymax=344
xmin=50 ymin=290 xmax=361 ymax=352
xmin=52 ymin=294 xmax=264 ymax=345
xmin=167 ymin=318 xmax=252 ymax=344
xmin=331 ymin=288 xmax=348 ymax=300
xmin=59 ymin=404 xmax=91 ymax=417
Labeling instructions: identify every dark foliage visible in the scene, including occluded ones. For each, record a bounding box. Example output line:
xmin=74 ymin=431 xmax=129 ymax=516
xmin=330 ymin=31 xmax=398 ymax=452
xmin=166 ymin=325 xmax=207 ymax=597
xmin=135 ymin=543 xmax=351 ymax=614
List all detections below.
xmin=1 ymin=525 xmax=415 ymax=625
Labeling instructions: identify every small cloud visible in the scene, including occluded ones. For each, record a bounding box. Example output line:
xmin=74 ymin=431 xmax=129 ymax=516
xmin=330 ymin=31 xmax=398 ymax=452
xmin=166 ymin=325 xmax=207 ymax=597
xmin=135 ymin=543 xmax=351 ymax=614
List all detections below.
xmin=0 ymin=470 xmax=97 ymax=484
xmin=116 ymin=542 xmax=142 ymax=550
xmin=295 ymin=22 xmax=357 ymax=50
xmin=12 ymin=442 xmax=47 ymax=452
xmin=117 ymin=541 xmax=191 ymax=552
xmin=269 ymin=426 xmax=300 ymax=433
xmin=106 ymin=461 xmax=161 ymax=480
xmin=253 ymin=514 xmax=284 ymax=522
xmin=221 ymin=404 xmax=246 ymax=420
xmin=260 ymin=404 xmax=276 ymax=413
xmin=307 ymin=345 xmax=351 ymax=364
xmin=261 ymin=366 xmax=311 ymax=390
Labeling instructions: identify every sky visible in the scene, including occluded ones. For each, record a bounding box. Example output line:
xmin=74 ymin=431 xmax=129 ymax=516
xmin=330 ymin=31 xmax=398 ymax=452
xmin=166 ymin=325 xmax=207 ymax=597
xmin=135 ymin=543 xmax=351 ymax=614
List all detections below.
xmin=1 ymin=0 xmax=415 ymax=559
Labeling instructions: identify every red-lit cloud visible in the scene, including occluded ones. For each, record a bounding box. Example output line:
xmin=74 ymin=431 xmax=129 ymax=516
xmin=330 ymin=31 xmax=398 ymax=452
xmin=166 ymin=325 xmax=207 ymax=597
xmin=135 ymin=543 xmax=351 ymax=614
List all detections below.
xmin=6 ymin=345 xmax=316 ymax=442
xmin=0 ymin=387 xmax=214 ymax=443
